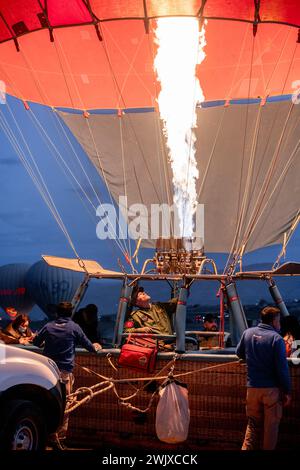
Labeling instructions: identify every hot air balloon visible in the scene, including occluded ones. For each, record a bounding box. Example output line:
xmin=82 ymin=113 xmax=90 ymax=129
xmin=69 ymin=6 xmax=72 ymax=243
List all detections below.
xmin=0 ymin=263 xmax=35 ymax=315
xmin=0 ymin=0 xmax=299 ymax=273
xmin=0 ymin=1 xmax=300 ymax=451
xmin=25 ymin=260 xmax=83 ymax=318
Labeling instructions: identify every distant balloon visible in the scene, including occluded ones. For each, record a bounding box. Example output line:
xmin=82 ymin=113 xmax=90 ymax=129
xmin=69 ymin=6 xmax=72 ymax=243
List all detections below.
xmin=25 ymin=260 xmax=83 ymax=318
xmin=0 ymin=264 xmax=35 ymax=315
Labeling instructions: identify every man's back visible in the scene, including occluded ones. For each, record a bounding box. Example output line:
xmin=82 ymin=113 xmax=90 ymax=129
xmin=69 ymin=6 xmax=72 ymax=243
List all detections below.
xmin=33 ymin=316 xmax=95 ymax=372
xmin=236 ymin=323 xmax=291 ymax=393
xmin=236 ymin=307 xmax=292 ymax=450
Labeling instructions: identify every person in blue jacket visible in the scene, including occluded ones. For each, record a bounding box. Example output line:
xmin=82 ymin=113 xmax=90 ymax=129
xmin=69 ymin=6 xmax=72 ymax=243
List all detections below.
xmin=236 ymin=306 xmax=291 ymax=450
xmin=33 ymin=301 xmax=101 ymax=448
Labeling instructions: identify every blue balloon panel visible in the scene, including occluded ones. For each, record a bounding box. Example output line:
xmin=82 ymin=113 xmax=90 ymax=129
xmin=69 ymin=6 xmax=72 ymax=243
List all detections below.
xmin=25 ymin=260 xmax=83 ymax=318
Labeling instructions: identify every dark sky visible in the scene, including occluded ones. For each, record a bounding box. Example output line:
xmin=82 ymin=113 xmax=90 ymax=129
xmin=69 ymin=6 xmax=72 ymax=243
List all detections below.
xmin=0 ymin=95 xmax=299 ymax=272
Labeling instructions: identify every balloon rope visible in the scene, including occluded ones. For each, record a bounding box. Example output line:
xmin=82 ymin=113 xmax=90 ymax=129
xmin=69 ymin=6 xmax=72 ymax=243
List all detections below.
xmin=7 ymin=40 xmax=128 ymax=263
xmin=0 ymin=107 xmax=80 ymax=259
xmin=224 ymin=29 xmax=298 ymax=274
xmin=20 ymin=48 xmax=121 ymax=235
xmin=118 ymin=116 xmax=132 ymax=261
xmin=196 ymin=106 xmax=227 ymax=202
xmin=231 ymin=33 xmax=257 ymax=268
xmin=19 ymin=49 xmax=49 ymax=107
xmin=273 ymin=210 xmax=300 ymax=270
xmin=51 ymin=112 xmax=126 ymax=262
xmin=236 ymin=38 xmax=299 ymax=255
xmin=1 ymin=50 xmax=128 ymax=262
xmin=197 ymin=25 xmax=249 ymax=204
xmin=30 ymin=109 xmax=129 ymax=258
xmin=98 ymin=22 xmax=166 ymax=207
xmin=223 ymin=30 xmax=257 ymax=275
xmin=53 ymin=32 xmax=132 ymax=258
xmin=237 ymin=101 xmax=296 ymax=256
xmin=83 ymin=115 xmax=132 ymax=258
xmin=233 ymin=106 xmax=263 ymax=256
xmin=29 ymin=111 xmax=100 ymax=211
xmin=245 ymin=136 xmax=300 ymax=253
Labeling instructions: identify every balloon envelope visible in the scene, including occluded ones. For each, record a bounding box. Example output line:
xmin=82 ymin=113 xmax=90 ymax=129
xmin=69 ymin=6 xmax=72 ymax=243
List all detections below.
xmin=0 ymin=263 xmax=35 ymax=315
xmin=0 ymin=1 xmax=299 ymax=108
xmin=25 ymin=260 xmax=83 ymax=318
xmin=0 ymin=1 xmax=299 ymax=261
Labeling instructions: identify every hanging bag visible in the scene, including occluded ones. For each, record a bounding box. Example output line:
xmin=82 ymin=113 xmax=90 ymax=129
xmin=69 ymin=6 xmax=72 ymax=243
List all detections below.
xmin=118 ymin=335 xmax=158 ymax=373
xmin=155 ymin=379 xmax=190 ymax=443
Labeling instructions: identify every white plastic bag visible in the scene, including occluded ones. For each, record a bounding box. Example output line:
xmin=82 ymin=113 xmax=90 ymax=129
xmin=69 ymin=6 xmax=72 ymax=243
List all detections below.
xmin=155 ymin=379 xmax=190 ymax=443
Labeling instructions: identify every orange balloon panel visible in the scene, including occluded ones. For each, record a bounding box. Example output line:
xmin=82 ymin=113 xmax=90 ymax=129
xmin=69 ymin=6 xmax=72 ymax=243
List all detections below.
xmin=0 ymin=20 xmax=299 ymax=109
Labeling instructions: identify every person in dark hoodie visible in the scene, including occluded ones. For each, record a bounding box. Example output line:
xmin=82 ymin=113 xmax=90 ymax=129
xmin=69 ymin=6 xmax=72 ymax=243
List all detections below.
xmin=33 ymin=301 xmax=101 ymax=448
xmin=236 ymin=306 xmax=291 ymax=450
xmin=73 ymin=303 xmax=99 ymax=342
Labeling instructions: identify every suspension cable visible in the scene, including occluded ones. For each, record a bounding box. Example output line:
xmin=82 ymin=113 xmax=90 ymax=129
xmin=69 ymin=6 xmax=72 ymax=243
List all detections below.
xmin=235 ymin=38 xmax=299 ymax=259
xmin=223 ymin=30 xmax=257 ymax=275
xmin=224 ymin=28 xmax=298 ymax=274
xmin=273 ymin=210 xmax=300 ymax=270
xmin=0 ymin=107 xmax=82 ymax=262
xmin=1 ymin=43 xmax=126 ymax=266
xmin=51 ymin=111 xmax=127 ymax=262
xmin=97 ymin=22 xmax=165 ymax=206
xmin=53 ymin=32 xmax=131 ymax=259
xmin=12 ymin=34 xmax=131 ymax=262
xmin=8 ymin=46 xmax=129 ymax=259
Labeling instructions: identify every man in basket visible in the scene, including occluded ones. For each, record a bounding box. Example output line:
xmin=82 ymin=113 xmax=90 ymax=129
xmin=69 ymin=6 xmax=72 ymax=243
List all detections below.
xmin=124 ymin=286 xmax=177 ymax=350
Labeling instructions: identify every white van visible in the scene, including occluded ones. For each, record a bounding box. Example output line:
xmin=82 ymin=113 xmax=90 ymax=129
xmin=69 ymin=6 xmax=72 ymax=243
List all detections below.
xmin=0 ymin=343 xmax=65 ymax=450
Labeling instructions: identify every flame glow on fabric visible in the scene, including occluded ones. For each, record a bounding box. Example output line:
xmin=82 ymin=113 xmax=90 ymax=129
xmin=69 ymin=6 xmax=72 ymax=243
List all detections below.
xmin=154 ymin=18 xmax=206 ymax=238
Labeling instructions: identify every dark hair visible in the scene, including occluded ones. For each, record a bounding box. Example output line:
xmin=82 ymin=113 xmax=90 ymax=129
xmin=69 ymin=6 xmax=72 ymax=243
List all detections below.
xmin=83 ymin=304 xmax=98 ymax=324
xmin=204 ymin=314 xmax=216 ymax=323
xmin=85 ymin=304 xmax=98 ymax=315
xmin=260 ymin=306 xmax=280 ymax=324
xmin=56 ymin=301 xmax=73 ymax=317
xmin=12 ymin=314 xmax=29 ymax=329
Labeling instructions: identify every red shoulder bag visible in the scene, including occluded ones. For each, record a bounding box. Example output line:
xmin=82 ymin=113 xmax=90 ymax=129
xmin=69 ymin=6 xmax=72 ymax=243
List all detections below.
xmin=118 ymin=335 xmax=158 ymax=373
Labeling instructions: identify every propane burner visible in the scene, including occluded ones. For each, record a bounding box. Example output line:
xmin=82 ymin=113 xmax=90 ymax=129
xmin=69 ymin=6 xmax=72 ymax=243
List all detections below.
xmin=155 ymin=237 xmax=205 ymax=274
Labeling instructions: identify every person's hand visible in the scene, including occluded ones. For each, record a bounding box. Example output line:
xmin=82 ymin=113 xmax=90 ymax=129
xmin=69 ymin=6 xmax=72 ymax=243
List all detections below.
xmin=137 ymin=327 xmax=153 ymax=333
xmin=19 ymin=337 xmax=30 ymax=345
xmin=93 ymin=342 xmax=102 ymax=352
xmin=283 ymin=394 xmax=292 ymax=407
xmin=27 ymin=333 xmax=36 ymax=342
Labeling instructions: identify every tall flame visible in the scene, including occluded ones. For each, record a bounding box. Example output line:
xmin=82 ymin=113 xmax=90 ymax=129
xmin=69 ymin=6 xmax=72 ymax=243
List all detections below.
xmin=154 ymin=18 xmax=206 ymax=238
